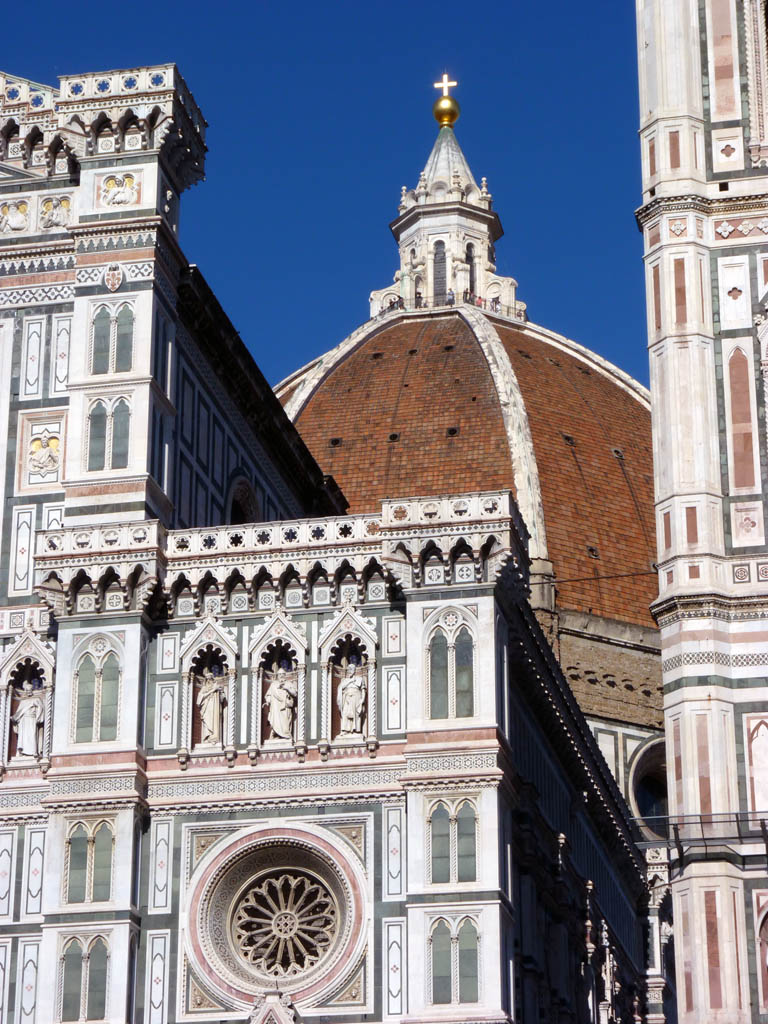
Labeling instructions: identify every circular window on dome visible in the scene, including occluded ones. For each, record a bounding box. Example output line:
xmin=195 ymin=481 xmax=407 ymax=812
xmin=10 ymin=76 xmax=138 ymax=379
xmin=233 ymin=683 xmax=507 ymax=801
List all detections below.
xmin=630 ymin=739 xmax=668 ymax=840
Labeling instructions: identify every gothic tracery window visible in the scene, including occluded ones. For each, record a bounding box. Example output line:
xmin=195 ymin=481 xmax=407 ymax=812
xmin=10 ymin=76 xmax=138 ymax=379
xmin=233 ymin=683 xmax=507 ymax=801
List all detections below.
xmin=87 ymin=398 xmax=131 ymax=472
xmin=429 ymin=917 xmax=480 ymax=1005
xmin=431 ymin=920 xmax=452 ymax=1004
xmin=427 ymin=621 xmax=475 ymax=720
xmin=74 ymin=649 xmax=121 ymax=742
xmin=90 ymin=304 xmax=134 ymax=375
xmin=66 ymin=820 xmax=114 ymax=903
xmin=458 ymin=919 xmax=479 ymax=1002
xmin=429 ymin=798 xmax=477 ymax=884
xmin=60 ymin=936 xmax=109 ymax=1021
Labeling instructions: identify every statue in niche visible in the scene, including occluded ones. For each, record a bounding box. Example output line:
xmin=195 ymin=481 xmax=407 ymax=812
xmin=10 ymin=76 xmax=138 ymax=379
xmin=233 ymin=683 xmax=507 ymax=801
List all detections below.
xmin=195 ymin=667 xmax=226 ymax=745
xmin=11 ymin=679 xmax=44 ymax=757
xmin=28 ymin=433 xmax=60 ymax=476
xmin=337 ymin=662 xmax=367 ymax=735
xmin=263 ymin=665 xmax=298 ymax=741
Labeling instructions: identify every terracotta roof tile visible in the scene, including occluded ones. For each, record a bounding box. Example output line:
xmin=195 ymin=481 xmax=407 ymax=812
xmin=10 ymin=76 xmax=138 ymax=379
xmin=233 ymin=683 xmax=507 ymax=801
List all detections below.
xmin=293 ymin=312 xmax=657 ymax=629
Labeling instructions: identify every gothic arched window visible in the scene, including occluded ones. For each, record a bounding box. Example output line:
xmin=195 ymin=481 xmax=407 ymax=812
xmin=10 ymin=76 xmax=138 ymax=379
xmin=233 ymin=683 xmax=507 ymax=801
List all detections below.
xmin=433 ymin=240 xmax=446 ymax=305
xmin=66 ymin=821 xmax=114 ymax=904
xmin=456 ymin=801 xmax=477 ymax=881
xmin=75 ymin=654 xmax=97 ymax=741
xmin=87 ymin=402 xmax=107 ymax=472
xmin=91 ymin=309 xmax=111 ymax=375
xmin=74 ymin=650 xmax=121 ymax=743
xmin=431 ymin=920 xmax=452 ymax=1004
xmin=61 ymin=939 xmax=84 ymax=1021
xmin=115 ymin=305 xmax=134 ymax=372
xmin=86 ymin=399 xmax=131 ymax=473
xmin=455 ymin=627 xmax=474 ymax=717
xmin=429 ymin=631 xmax=449 ymax=719
xmin=427 ymin=621 xmax=476 ymax=720
xmin=110 ymin=399 xmax=130 ymax=470
xmin=92 ymin=822 xmax=113 ymax=901
xmin=86 ymin=938 xmax=108 ymax=1020
xmin=60 ymin=935 xmax=110 ymax=1022
xmin=466 ymin=243 xmax=476 ymax=296
xmin=458 ymin=919 xmax=479 ymax=1003
xmin=428 ymin=918 xmax=480 ymax=1007
xmin=66 ymin=825 xmax=88 ymax=902
xmin=90 ymin=304 xmax=135 ymax=375
xmin=429 ymin=799 xmax=477 ymax=884
xmin=99 ymin=653 xmax=120 ymax=741
xmin=430 ymin=803 xmax=451 ymax=883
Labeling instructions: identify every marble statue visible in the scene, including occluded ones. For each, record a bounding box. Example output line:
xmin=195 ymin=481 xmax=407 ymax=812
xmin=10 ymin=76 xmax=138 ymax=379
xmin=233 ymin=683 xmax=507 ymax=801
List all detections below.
xmin=196 ymin=668 xmax=226 ymax=744
xmin=263 ymin=666 xmax=298 ymax=740
xmin=337 ymin=662 xmax=366 ymax=735
xmin=11 ymin=680 xmax=44 ymax=757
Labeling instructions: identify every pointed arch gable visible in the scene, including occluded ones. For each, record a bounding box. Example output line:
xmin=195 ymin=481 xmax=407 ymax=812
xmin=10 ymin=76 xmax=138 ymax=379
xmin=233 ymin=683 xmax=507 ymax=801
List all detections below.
xmin=0 ymin=630 xmax=54 ymax=687
xmin=70 ymin=631 xmax=125 ymax=666
xmin=249 ymin=608 xmax=307 ymax=660
xmin=318 ymin=605 xmax=377 ymax=662
xmin=422 ymin=604 xmax=478 ymax=642
xmin=180 ymin=616 xmax=238 ymax=673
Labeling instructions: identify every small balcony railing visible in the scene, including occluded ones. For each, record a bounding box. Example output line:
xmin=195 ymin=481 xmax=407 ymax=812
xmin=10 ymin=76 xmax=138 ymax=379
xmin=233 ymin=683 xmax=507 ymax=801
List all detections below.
xmin=374 ymin=291 xmax=527 ymax=322
xmin=635 ymin=811 xmax=768 ymax=858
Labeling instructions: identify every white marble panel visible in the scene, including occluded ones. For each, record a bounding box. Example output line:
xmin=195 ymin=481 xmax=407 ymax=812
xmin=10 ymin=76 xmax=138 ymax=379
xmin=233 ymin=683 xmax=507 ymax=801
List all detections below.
xmin=21 ymin=828 xmax=45 ymax=918
xmin=157 ymin=634 xmax=178 ymax=674
xmin=9 ymin=506 xmax=35 ymax=596
xmin=50 ymin=316 xmax=70 ymax=395
xmin=148 ymin=819 xmax=172 ymax=914
xmin=155 ymin=683 xmax=177 ymax=748
xmin=144 ymin=930 xmax=170 ymax=1023
xmin=15 ymin=938 xmax=38 ymax=1024
xmin=383 ymin=616 xmax=404 ymax=656
xmin=383 ymin=666 xmax=405 ymax=733
xmin=383 ymin=918 xmax=406 ymax=1018
xmin=0 ymin=830 xmax=14 ymax=920
xmin=0 ymin=938 xmax=10 ymax=1024
xmin=383 ymin=804 xmax=405 ymax=899
xmin=21 ymin=318 xmax=43 ymax=400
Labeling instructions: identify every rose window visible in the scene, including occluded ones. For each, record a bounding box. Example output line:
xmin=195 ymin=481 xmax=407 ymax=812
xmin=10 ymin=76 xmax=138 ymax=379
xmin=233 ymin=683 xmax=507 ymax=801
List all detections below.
xmin=232 ymin=871 xmax=338 ymax=976
xmin=191 ymin=833 xmax=363 ymax=1002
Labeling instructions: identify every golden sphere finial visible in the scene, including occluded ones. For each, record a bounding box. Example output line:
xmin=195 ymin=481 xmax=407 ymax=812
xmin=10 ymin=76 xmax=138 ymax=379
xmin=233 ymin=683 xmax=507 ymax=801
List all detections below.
xmin=433 ymin=73 xmax=460 ymax=127
xmin=433 ymin=95 xmax=460 ymax=126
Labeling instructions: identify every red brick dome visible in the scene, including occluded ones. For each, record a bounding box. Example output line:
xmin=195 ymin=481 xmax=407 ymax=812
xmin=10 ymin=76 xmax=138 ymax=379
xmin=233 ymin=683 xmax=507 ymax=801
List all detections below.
xmin=277 ymin=308 xmax=656 ymax=630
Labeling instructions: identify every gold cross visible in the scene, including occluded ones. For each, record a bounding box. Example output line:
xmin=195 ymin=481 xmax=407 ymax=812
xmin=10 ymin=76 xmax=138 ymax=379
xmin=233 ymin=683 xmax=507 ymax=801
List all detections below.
xmin=433 ymin=73 xmax=457 ymax=97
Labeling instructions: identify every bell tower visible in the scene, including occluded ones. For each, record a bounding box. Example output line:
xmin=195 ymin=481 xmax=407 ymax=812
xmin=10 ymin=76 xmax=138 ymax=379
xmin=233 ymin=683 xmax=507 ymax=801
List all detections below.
xmin=636 ymin=1 xmax=768 ymax=1020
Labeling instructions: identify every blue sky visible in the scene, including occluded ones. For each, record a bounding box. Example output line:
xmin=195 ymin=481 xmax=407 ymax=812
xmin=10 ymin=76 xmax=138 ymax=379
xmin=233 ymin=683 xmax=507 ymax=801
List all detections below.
xmin=10 ymin=0 xmax=646 ymax=386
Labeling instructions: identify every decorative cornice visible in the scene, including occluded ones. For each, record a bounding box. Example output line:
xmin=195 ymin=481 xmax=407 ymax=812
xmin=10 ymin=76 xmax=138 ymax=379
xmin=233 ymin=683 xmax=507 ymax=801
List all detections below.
xmin=636 ymin=191 xmax=768 ymax=228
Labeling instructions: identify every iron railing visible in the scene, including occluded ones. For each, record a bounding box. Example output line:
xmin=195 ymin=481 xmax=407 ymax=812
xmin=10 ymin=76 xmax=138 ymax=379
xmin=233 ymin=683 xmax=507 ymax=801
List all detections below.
xmin=373 ymin=292 xmax=527 ymax=322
